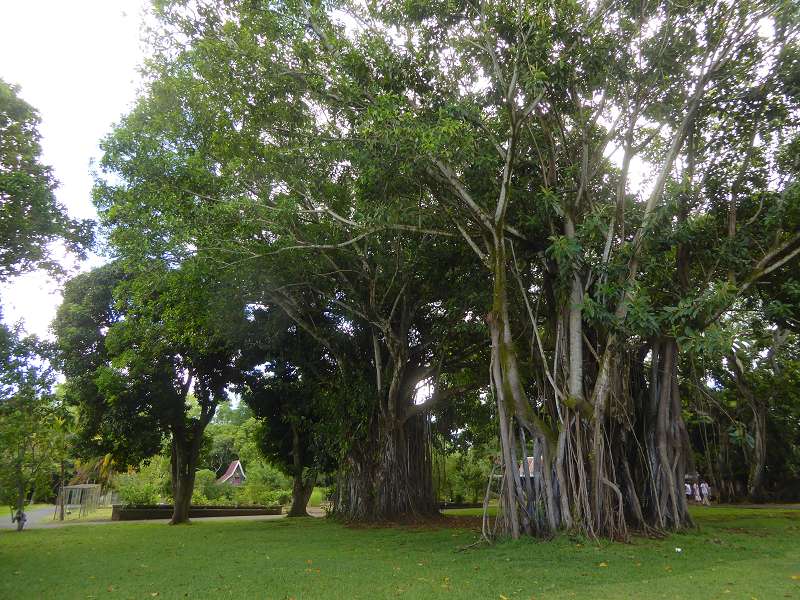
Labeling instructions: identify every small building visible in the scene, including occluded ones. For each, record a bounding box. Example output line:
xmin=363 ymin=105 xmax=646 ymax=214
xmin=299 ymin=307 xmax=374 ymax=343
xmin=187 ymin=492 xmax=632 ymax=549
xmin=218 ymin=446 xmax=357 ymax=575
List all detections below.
xmin=216 ymin=460 xmax=246 ymax=486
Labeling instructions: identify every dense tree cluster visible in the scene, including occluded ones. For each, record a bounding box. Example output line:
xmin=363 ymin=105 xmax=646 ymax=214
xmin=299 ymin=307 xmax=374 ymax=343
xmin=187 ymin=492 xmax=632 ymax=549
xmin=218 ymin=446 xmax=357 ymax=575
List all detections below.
xmin=42 ymin=0 xmax=800 ymax=536
xmin=0 ymin=80 xmax=90 ymax=530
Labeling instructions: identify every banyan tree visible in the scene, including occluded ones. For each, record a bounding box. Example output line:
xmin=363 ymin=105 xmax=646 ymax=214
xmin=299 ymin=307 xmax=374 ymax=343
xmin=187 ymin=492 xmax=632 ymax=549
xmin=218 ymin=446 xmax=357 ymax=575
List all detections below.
xmin=93 ymin=0 xmax=800 ymax=536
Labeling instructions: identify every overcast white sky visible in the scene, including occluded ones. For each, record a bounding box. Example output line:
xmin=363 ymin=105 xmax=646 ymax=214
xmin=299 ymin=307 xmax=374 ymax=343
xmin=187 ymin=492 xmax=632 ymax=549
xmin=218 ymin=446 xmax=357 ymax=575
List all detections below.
xmin=0 ymin=0 xmax=148 ymax=337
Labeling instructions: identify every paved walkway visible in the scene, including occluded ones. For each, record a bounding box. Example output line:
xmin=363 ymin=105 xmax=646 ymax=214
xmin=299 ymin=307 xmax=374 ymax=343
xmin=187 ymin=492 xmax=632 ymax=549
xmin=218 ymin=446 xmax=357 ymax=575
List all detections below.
xmin=0 ymin=506 xmax=57 ymax=531
xmin=1 ymin=505 xmax=325 ymax=530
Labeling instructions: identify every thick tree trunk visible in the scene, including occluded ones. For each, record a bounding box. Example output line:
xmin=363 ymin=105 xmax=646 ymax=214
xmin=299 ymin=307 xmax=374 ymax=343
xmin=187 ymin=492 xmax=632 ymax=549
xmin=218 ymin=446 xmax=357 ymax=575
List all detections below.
xmin=336 ymin=412 xmax=435 ymax=520
xmin=488 ymin=236 xmax=559 ymax=539
xmin=288 ymin=425 xmax=316 ymax=517
xmin=170 ymin=434 xmax=200 ymax=525
xmin=288 ymin=472 xmax=316 ymax=517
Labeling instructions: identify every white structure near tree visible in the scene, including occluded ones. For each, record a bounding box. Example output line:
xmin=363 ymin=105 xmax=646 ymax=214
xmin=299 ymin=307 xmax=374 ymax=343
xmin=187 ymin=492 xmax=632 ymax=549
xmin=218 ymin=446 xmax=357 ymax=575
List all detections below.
xmin=216 ymin=460 xmax=246 ymax=486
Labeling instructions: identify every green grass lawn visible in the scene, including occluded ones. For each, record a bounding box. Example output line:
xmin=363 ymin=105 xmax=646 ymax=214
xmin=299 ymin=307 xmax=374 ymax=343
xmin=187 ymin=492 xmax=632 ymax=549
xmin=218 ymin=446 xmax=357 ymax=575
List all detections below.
xmin=0 ymin=506 xmax=797 ymax=599
xmin=24 ymin=503 xmax=55 ymax=512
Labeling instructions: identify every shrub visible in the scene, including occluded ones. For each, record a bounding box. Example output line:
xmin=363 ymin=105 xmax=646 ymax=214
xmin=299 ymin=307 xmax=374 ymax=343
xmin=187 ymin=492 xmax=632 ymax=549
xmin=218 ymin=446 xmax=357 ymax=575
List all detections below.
xmin=246 ymin=461 xmax=290 ymax=490
xmin=208 ymin=483 xmax=237 ymax=502
xmin=117 ymin=473 xmax=160 ymax=505
xmin=194 ymin=469 xmax=217 ymax=495
xmin=193 ymin=469 xmax=241 ymax=503
xmin=190 ymin=490 xmax=210 ymax=506
xmin=235 ymin=483 xmax=290 ymax=506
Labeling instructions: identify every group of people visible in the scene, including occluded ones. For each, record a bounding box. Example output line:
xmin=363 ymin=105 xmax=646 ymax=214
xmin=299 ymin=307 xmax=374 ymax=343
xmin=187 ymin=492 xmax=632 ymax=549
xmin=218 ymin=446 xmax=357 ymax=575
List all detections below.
xmin=686 ymin=479 xmax=712 ymax=505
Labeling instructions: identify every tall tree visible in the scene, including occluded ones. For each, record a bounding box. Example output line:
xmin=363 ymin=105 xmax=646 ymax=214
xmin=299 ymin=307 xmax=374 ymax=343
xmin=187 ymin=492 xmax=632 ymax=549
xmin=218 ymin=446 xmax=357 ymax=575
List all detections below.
xmin=0 ymin=79 xmax=90 ymax=282
xmin=54 ymin=261 xmax=246 ymax=523
xmin=0 ymin=332 xmax=61 ymax=530
xmin=94 ymin=14 xmax=489 ymax=518
xmin=92 ymin=0 xmax=800 ymax=538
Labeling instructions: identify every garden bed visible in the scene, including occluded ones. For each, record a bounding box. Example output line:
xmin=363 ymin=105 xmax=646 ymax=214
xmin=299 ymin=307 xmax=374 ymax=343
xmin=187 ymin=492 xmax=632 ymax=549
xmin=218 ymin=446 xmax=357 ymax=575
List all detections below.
xmin=111 ymin=504 xmax=282 ymax=520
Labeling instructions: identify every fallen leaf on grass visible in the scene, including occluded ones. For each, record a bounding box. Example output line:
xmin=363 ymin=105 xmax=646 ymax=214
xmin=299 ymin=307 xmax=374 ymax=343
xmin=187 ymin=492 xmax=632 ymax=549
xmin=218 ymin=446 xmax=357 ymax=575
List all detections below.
xmin=598 ymin=562 xmax=608 ymax=568
xmin=791 ymin=575 xmax=800 ymax=580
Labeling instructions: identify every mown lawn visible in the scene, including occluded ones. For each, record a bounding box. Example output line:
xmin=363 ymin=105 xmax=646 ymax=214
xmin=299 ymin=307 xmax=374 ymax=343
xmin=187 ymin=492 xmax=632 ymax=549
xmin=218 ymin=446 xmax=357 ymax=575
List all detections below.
xmin=0 ymin=506 xmax=797 ymax=599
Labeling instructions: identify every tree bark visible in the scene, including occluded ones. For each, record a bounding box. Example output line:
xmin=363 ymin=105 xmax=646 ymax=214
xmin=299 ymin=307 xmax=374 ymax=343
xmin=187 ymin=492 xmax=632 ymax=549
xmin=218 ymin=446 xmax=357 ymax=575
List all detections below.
xmin=729 ymin=352 xmax=768 ymax=502
xmin=169 ymin=432 xmax=201 ymax=525
xmin=336 ymin=412 xmax=435 ymax=520
xmin=59 ymin=460 xmax=65 ymax=521
xmin=288 ymin=472 xmax=316 ymax=517
xmin=748 ymin=401 xmax=767 ymax=502
xmin=15 ymin=473 xmax=26 ymax=532
xmin=287 ymin=424 xmax=316 ymax=517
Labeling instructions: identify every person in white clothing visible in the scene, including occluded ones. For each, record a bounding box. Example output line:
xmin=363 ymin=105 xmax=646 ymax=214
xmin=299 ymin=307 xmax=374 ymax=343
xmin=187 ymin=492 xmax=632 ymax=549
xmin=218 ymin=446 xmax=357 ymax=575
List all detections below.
xmin=700 ymin=481 xmax=711 ymax=505
xmin=685 ymin=482 xmax=692 ymax=498
xmin=693 ymin=482 xmax=701 ymax=503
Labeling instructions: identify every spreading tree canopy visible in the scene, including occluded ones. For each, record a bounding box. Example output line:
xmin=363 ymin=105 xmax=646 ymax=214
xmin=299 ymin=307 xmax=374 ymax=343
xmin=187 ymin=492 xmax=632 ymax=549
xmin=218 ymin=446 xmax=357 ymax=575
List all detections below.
xmin=84 ymin=0 xmax=800 ymax=538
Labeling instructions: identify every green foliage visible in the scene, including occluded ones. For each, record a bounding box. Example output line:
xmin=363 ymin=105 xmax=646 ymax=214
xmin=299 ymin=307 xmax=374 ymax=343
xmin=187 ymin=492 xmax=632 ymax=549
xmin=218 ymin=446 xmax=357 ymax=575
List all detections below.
xmin=0 ymin=330 xmax=63 ymax=518
xmin=0 ymin=79 xmax=91 ymax=281
xmin=234 ymin=483 xmax=290 ymax=507
xmin=76 ymin=0 xmax=800 ymax=529
xmin=193 ymin=469 xmax=218 ymax=497
xmin=434 ymin=445 xmax=494 ymax=504
xmin=193 ymin=468 xmax=239 ymax=503
xmin=116 ymin=473 xmax=160 ymax=506
xmin=52 ymin=263 xmax=163 ymax=466
xmin=244 ymin=460 xmax=291 ymax=491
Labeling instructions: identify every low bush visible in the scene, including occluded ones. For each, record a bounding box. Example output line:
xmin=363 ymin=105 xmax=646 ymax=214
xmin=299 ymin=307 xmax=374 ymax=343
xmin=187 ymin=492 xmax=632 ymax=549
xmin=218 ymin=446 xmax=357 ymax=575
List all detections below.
xmin=235 ymin=483 xmax=290 ymax=506
xmin=117 ymin=473 xmax=160 ymax=505
xmin=190 ymin=490 xmax=210 ymax=506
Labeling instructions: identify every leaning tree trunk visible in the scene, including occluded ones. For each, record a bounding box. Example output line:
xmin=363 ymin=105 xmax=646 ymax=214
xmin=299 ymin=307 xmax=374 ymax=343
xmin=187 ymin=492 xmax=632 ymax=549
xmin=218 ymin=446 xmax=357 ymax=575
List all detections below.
xmin=487 ymin=233 xmax=563 ymax=539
